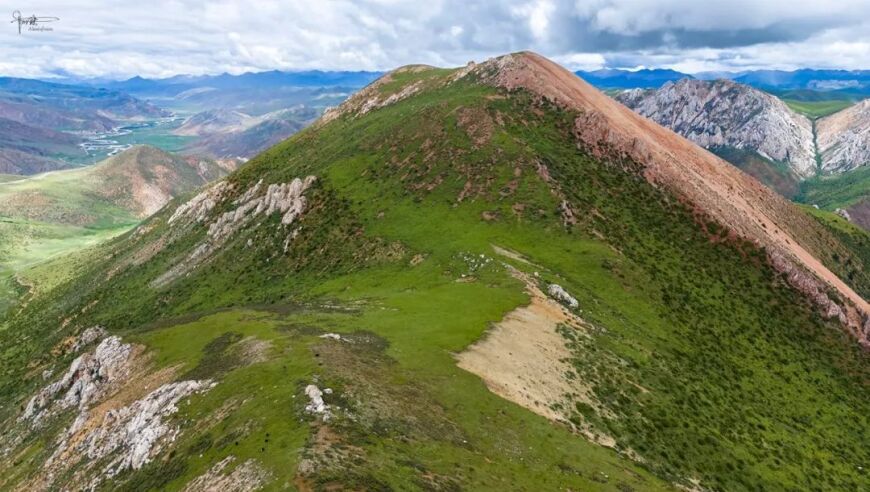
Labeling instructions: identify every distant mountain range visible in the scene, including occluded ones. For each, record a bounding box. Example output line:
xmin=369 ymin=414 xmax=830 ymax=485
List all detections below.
xmin=575 ymin=68 xmax=692 ymax=89
xmin=577 ymin=68 xmax=870 ymax=97
xmin=86 ymin=70 xmax=382 ymax=116
xmin=0 ymin=71 xmax=381 ymax=173
xmin=97 ymin=70 xmax=382 ymax=96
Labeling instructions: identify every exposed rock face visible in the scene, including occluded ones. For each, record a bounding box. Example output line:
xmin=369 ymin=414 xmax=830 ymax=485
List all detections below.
xmin=21 ymin=336 xmax=133 ymax=424
xmin=768 ymin=251 xmax=846 ymax=324
xmin=168 ymin=180 xmax=233 ymax=225
xmin=71 ymin=326 xmax=109 ymax=353
xmin=70 ymin=380 xmax=216 ymax=477
xmin=320 ymin=65 xmax=432 ymax=123
xmin=155 ymin=176 xmax=316 ymax=287
xmin=11 ymin=332 xmax=217 ymax=490
xmin=817 ymin=99 xmax=870 ymax=172
xmin=616 ymin=80 xmax=816 ymax=177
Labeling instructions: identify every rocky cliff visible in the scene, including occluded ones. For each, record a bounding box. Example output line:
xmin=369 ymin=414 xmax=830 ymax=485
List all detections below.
xmin=617 ymin=79 xmax=817 ymax=177
xmin=818 ymin=99 xmax=870 ymax=172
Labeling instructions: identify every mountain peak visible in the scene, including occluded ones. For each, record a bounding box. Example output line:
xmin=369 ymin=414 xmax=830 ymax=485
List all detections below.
xmin=474 ymin=52 xmax=870 ymax=338
xmin=319 ymin=51 xmax=870 ymax=344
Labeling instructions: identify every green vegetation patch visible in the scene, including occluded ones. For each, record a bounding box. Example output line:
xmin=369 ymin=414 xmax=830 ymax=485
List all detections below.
xmin=782 ymin=98 xmax=854 ymax=119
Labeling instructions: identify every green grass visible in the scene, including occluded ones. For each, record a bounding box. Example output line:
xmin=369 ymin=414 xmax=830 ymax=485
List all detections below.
xmin=782 ymin=98 xmax=853 ymax=118
xmin=798 ymin=165 xmax=870 ymax=210
xmin=0 ymin=218 xmax=132 ymax=313
xmin=0 ymin=65 xmax=867 ymax=491
xmin=0 ymin=145 xmax=228 ymax=313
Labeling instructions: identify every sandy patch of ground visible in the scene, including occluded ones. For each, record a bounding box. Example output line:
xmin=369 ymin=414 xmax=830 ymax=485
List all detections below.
xmin=456 ymin=266 xmax=614 ymax=447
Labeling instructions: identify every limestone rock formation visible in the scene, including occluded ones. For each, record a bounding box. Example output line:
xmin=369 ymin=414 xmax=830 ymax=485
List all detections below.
xmin=155 ymin=176 xmax=317 ymax=287
xmin=616 ymin=79 xmax=816 ymax=177
xmin=817 ymin=99 xmax=870 ymax=172
xmin=21 ymin=336 xmax=133 ymax=424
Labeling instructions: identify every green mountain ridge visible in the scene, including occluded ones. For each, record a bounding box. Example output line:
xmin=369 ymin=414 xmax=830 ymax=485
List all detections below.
xmin=0 ymin=53 xmax=867 ymax=491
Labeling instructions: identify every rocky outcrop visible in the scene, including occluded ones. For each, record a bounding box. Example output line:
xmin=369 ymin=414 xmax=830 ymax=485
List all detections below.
xmin=21 ymin=336 xmax=133 ymax=424
xmin=547 ymin=284 xmax=579 ymax=309
xmin=12 ymin=332 xmax=216 ymax=490
xmin=155 ymin=176 xmax=316 ymax=287
xmin=68 ymin=380 xmax=216 ymax=477
xmin=320 ymin=66 xmax=432 ymax=123
xmin=817 ymin=99 xmax=870 ymax=173
xmin=69 ymin=326 xmax=109 ymax=353
xmin=304 ymin=384 xmax=332 ymax=421
xmin=616 ymin=80 xmax=816 ymax=178
xmin=768 ymin=251 xmax=846 ymax=324
xmin=168 ymin=180 xmax=233 ymax=225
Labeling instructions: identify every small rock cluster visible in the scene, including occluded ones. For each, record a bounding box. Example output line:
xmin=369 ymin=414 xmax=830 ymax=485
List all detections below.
xmin=835 ymin=208 xmax=853 ymax=222
xmin=457 ymin=252 xmax=494 ymax=278
xmin=70 ymin=326 xmax=108 ymax=353
xmin=182 ymin=455 xmax=270 ymax=492
xmin=304 ymin=384 xmax=332 ymax=421
xmin=547 ymin=283 xmax=579 ymax=309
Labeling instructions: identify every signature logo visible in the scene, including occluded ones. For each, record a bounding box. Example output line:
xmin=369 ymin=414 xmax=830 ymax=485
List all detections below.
xmin=11 ymin=10 xmax=59 ymax=34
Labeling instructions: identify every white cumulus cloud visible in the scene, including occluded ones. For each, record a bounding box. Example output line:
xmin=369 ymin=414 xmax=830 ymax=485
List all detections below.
xmin=0 ymin=0 xmax=866 ymax=79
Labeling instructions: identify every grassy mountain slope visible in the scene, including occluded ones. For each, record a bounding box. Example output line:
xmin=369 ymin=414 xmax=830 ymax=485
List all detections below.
xmin=798 ymin=167 xmax=870 ymax=231
xmin=0 ymin=145 xmax=232 ymax=312
xmin=709 ymin=146 xmax=801 ymax=197
xmin=0 ymin=54 xmax=867 ymax=491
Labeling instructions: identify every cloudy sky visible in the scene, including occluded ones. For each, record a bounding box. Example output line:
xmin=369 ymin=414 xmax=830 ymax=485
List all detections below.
xmin=1 ymin=1 xmax=869 ymax=80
